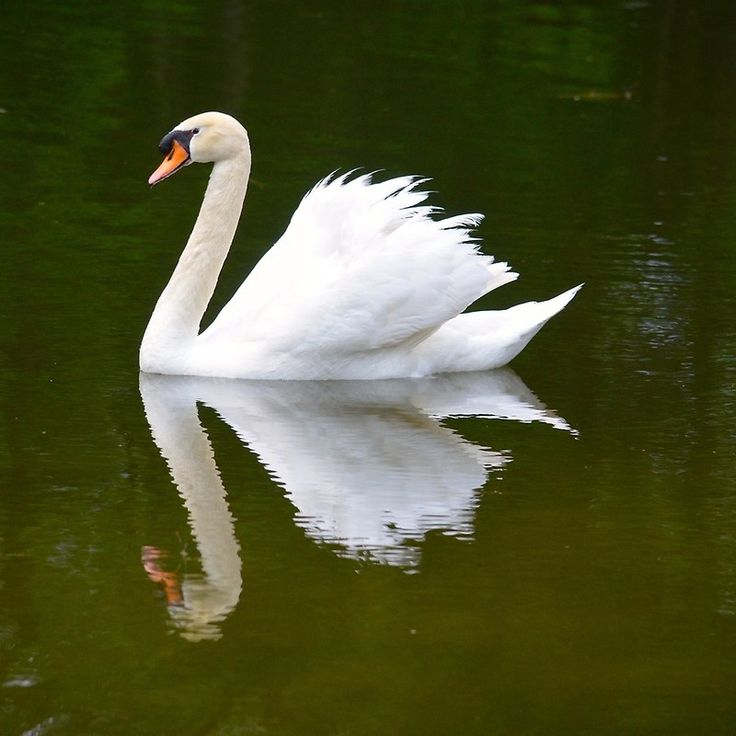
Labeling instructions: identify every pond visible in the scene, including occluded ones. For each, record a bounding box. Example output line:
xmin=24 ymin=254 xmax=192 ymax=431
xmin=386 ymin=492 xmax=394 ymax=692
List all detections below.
xmin=1 ymin=1 xmax=735 ymax=734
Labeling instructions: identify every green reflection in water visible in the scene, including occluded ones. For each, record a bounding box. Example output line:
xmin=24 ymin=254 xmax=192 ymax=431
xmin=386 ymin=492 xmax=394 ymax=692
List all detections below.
xmin=1 ymin=0 xmax=736 ymax=734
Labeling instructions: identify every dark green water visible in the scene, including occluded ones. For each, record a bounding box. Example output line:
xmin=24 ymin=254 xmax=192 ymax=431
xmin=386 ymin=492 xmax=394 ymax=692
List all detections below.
xmin=2 ymin=1 xmax=736 ymax=733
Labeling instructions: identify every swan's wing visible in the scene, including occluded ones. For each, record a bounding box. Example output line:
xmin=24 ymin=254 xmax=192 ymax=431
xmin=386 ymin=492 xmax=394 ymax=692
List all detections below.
xmin=203 ymin=173 xmax=517 ymax=354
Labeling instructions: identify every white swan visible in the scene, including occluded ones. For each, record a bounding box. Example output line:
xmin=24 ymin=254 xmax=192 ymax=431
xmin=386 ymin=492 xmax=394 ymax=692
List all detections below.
xmin=142 ymin=111 xmax=581 ymax=380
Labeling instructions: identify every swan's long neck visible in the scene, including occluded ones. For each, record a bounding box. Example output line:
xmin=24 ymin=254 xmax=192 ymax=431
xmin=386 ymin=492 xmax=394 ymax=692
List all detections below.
xmin=142 ymin=146 xmax=251 ymax=361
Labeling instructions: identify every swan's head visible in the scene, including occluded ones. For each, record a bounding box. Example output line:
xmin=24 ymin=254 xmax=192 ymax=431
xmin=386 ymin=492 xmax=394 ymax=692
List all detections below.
xmin=148 ymin=112 xmax=250 ymax=186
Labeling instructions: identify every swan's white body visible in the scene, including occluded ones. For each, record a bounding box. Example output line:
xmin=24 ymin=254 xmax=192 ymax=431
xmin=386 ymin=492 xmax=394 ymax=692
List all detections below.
xmin=141 ymin=112 xmax=581 ymax=380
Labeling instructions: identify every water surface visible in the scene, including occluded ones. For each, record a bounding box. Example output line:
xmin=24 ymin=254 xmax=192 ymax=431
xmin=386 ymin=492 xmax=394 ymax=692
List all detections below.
xmin=1 ymin=1 xmax=736 ymax=734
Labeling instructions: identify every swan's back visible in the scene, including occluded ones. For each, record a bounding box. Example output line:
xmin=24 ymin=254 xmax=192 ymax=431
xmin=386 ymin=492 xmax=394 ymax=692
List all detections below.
xmin=200 ymin=173 xmax=519 ymax=377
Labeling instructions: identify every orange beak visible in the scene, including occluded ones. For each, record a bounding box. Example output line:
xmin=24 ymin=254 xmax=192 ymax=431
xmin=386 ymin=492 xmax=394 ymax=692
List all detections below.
xmin=148 ymin=139 xmax=191 ymax=186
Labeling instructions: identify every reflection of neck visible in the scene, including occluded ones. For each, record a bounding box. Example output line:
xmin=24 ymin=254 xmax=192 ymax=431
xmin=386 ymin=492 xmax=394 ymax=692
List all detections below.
xmin=140 ymin=377 xmax=242 ymax=639
xmin=142 ymin=150 xmax=251 ymax=353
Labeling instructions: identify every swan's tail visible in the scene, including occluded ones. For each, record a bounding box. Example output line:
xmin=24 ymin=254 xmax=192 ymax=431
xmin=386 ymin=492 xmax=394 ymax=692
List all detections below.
xmin=479 ymin=283 xmax=583 ymax=368
xmin=518 ymin=283 xmax=583 ymax=325
xmin=415 ymin=284 xmax=583 ymax=374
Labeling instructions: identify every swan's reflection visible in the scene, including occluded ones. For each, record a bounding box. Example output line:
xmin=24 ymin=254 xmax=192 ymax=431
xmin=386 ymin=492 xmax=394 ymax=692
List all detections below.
xmin=140 ymin=369 xmax=574 ymax=639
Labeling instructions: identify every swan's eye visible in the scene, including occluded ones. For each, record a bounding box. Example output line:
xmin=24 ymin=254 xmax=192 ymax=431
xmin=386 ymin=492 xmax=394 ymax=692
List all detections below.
xmin=192 ymin=128 xmax=200 ymax=135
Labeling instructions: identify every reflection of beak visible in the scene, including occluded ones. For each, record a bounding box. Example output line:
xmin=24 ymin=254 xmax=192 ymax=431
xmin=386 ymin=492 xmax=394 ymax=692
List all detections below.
xmin=141 ymin=545 xmax=183 ymax=605
xmin=148 ymin=139 xmax=191 ymax=186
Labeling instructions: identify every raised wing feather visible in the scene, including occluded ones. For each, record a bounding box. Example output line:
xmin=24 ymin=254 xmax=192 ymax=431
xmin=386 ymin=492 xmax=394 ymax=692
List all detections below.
xmin=202 ymin=173 xmax=517 ymax=355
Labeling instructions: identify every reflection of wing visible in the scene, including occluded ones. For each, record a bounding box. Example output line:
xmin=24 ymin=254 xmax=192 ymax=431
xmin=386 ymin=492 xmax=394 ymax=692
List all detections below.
xmin=212 ymin=383 xmax=503 ymax=567
xmin=140 ymin=377 xmax=242 ymax=642
xmin=141 ymin=369 xmax=574 ymax=569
